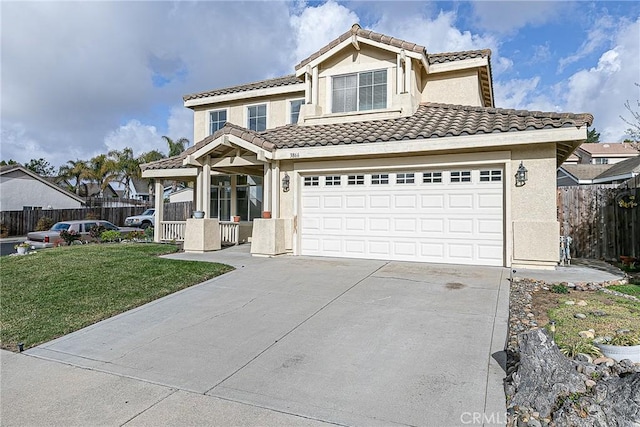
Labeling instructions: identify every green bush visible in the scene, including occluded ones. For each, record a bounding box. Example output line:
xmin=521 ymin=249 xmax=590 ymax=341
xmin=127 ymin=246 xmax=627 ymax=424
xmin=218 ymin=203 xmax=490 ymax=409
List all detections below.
xmin=100 ymin=230 xmax=121 ymax=243
xmin=552 ymin=284 xmax=569 ymax=294
xmin=559 ymin=341 xmax=602 ymax=358
xmin=59 ymin=229 xmax=81 ymax=245
xmin=89 ymin=225 xmax=106 ymax=241
xmin=127 ymin=230 xmax=145 ymax=240
xmin=144 ymin=226 xmax=154 ymax=240
xmin=35 ymin=217 xmax=54 ymax=231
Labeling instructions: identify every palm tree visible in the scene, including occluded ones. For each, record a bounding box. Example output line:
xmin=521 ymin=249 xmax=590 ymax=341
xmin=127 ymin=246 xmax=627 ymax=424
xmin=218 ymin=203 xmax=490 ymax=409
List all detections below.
xmin=86 ymin=154 xmax=118 ymax=197
xmin=108 ymin=148 xmax=141 ymax=199
xmin=163 ymin=136 xmax=190 ymax=157
xmin=138 ymin=150 xmax=165 ymax=164
xmin=58 ymin=159 xmax=89 ymax=195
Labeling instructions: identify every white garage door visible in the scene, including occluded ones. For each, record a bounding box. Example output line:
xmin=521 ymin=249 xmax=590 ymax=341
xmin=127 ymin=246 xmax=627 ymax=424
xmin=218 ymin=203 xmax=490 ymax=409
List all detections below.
xmin=300 ymin=168 xmax=504 ymax=266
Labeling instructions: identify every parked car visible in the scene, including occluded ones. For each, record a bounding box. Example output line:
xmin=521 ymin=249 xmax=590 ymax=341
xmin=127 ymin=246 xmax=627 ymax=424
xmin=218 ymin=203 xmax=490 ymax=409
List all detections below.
xmin=124 ymin=208 xmax=155 ymax=229
xmin=25 ymin=220 xmax=142 ymax=248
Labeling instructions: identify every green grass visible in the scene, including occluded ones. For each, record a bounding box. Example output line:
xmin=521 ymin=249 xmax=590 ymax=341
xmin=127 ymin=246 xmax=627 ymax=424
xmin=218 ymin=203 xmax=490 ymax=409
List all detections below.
xmin=0 ymin=244 xmax=233 ymax=351
xmin=608 ymin=284 xmax=640 ymax=297
xmin=548 ymin=292 xmax=640 ymax=349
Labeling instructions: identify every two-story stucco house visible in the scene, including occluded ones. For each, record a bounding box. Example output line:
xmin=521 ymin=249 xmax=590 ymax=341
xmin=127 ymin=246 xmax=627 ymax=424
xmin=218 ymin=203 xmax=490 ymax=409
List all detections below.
xmin=142 ymin=24 xmax=592 ymax=269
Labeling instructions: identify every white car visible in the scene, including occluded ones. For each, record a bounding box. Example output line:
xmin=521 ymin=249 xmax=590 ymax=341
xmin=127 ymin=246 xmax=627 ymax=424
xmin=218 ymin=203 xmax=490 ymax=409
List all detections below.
xmin=124 ymin=208 xmax=155 ymax=229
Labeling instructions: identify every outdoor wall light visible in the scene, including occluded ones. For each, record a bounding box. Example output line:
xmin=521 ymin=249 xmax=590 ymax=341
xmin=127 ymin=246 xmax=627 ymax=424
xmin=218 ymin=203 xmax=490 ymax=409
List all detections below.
xmin=282 ymin=172 xmax=290 ymax=192
xmin=549 ymin=320 xmax=556 ymax=341
xmin=515 ymin=161 xmax=528 ymax=187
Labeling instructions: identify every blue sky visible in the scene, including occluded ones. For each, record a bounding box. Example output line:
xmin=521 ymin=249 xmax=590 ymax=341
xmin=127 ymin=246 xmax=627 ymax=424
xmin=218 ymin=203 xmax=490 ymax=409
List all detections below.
xmin=1 ymin=1 xmax=639 ymax=170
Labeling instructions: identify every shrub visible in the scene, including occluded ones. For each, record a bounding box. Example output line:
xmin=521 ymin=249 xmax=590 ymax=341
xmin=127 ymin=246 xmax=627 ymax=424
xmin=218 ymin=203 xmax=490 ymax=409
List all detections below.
xmin=559 ymin=341 xmax=602 ymax=358
xmin=0 ymin=223 xmax=8 ymax=238
xmin=552 ymin=284 xmax=569 ymax=294
xmin=144 ymin=226 xmax=154 ymax=240
xmin=35 ymin=217 xmax=55 ymax=231
xmin=100 ymin=230 xmax=121 ymax=243
xmin=59 ymin=229 xmax=80 ymax=245
xmin=608 ymin=333 xmax=640 ymax=346
xmin=127 ymin=230 xmax=145 ymax=241
xmin=89 ymin=225 xmax=106 ymax=241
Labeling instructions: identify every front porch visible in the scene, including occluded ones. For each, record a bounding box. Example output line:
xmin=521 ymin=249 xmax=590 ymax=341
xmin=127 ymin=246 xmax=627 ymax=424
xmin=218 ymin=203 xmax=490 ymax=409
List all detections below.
xmin=158 ymin=220 xmax=253 ymax=246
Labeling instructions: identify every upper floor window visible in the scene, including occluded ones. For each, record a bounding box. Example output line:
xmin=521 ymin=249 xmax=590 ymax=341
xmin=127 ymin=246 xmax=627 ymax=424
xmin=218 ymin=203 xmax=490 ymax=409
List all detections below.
xmin=332 ymin=70 xmax=387 ymax=113
xmin=210 ymin=110 xmax=227 ymax=135
xmin=248 ymin=104 xmax=267 ymax=131
xmin=290 ymin=99 xmax=304 ymax=124
xmin=594 ymin=158 xmax=609 ymax=165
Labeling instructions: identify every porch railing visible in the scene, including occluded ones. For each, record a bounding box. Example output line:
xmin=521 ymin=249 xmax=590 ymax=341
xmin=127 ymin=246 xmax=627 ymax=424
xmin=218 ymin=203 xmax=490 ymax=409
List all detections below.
xmin=159 ymin=220 xmax=240 ymax=246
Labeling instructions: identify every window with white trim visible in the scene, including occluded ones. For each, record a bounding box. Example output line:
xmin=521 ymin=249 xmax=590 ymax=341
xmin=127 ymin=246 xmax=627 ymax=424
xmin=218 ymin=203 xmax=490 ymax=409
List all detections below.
xmin=209 ymin=110 xmax=227 ymax=135
xmin=396 ymin=173 xmax=415 ymax=184
xmin=450 ymin=171 xmax=471 ymax=183
xmin=247 ymin=104 xmax=267 ymax=131
xmin=371 ymin=173 xmax=389 ymax=185
xmin=347 ymin=175 xmax=365 ymax=185
xmin=290 ymin=99 xmax=304 ymax=124
xmin=304 ymin=176 xmax=319 ymax=186
xmin=423 ymin=172 xmax=442 ymax=183
xmin=325 ymin=176 xmax=341 ymax=186
xmin=594 ymin=158 xmax=609 ymax=165
xmin=332 ymin=70 xmax=387 ymax=113
xmin=480 ymin=170 xmax=502 ymax=182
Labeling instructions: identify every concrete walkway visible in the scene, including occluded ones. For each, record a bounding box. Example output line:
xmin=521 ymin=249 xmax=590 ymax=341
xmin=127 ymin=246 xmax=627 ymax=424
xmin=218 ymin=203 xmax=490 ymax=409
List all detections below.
xmin=4 ymin=246 xmax=620 ymax=426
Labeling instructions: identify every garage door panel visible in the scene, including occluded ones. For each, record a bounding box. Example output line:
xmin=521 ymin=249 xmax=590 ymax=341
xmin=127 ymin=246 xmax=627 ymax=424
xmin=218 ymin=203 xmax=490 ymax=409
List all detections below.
xmin=301 ymin=168 xmax=504 ymax=266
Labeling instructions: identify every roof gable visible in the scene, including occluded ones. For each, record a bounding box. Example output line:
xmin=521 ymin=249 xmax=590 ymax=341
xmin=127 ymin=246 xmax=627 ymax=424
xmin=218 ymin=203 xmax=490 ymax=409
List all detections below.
xmin=0 ymin=164 xmax=86 ymax=204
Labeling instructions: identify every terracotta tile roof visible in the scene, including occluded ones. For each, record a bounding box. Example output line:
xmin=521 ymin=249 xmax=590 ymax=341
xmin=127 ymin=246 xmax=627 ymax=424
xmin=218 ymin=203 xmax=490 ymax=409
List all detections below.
xmin=259 ymin=103 xmax=593 ymax=149
xmin=578 ymin=142 xmax=639 ymax=156
xmin=427 ymin=49 xmax=492 ymax=64
xmin=295 ymin=23 xmax=426 ymax=71
xmin=561 ymin=164 xmax=613 ymax=181
xmin=142 ymin=123 xmax=275 ymax=171
xmin=183 ymin=75 xmax=302 ymax=102
xmin=143 ymin=103 xmax=593 ymax=171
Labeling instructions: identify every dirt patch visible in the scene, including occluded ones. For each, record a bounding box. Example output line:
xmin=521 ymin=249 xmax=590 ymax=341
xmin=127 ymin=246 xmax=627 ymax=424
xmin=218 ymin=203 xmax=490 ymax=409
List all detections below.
xmin=445 ymin=282 xmax=465 ymax=290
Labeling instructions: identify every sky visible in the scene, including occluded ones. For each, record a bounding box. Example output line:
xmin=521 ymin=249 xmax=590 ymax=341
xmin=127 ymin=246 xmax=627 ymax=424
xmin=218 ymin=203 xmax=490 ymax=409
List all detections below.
xmin=2 ymin=0 xmax=639 ymax=171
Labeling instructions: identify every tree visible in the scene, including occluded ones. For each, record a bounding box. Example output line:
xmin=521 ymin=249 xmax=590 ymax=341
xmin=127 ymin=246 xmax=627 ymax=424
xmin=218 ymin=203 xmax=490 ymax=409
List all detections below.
xmin=58 ymin=159 xmax=89 ymax=194
xmin=108 ymin=148 xmax=140 ymax=199
xmin=620 ymin=82 xmax=640 ymax=148
xmin=163 ymin=136 xmax=189 ymax=157
xmin=0 ymin=159 xmax=18 ymax=166
xmin=25 ymin=158 xmax=56 ymax=177
xmin=138 ymin=150 xmax=165 ymax=164
xmin=586 ymin=128 xmax=600 ymax=143
xmin=86 ymin=154 xmax=117 ymax=197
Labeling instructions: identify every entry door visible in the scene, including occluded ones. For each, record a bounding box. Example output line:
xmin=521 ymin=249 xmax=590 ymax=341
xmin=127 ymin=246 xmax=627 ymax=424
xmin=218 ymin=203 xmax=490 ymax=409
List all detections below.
xmin=300 ymin=168 xmax=504 ymax=266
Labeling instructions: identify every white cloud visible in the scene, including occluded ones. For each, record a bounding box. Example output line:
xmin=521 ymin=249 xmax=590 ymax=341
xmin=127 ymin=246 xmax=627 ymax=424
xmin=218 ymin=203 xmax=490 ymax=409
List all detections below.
xmin=289 ymin=0 xmax=359 ymax=64
xmin=104 ymin=120 xmax=162 ymax=156
xmin=167 ymin=106 xmax=194 ymax=145
xmin=558 ymin=15 xmax=619 ymax=72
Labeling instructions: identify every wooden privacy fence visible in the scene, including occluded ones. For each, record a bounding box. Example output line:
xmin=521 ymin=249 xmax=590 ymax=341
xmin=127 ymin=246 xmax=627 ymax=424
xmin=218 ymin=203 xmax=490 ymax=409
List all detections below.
xmin=0 ymin=201 xmax=194 ymax=237
xmin=557 ymin=185 xmax=639 ymax=260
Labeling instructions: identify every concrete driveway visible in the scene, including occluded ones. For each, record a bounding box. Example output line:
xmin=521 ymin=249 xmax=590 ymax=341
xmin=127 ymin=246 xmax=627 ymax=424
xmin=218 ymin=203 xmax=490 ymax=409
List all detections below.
xmin=6 ymin=246 xmax=509 ymax=426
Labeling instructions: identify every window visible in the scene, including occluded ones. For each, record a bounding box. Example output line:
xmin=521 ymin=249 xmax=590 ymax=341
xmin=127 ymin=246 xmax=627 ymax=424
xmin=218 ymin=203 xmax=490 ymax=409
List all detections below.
xmin=332 ymin=70 xmax=387 ymax=113
xmin=325 ymin=176 xmax=341 ymax=186
xmin=594 ymin=158 xmax=609 ymax=165
xmin=396 ymin=173 xmax=415 ymax=184
xmin=450 ymin=171 xmax=471 ymax=183
xmin=371 ymin=173 xmax=389 ymax=185
xmin=248 ymin=104 xmax=267 ymax=131
xmin=209 ymin=110 xmax=227 ymax=134
xmin=304 ymin=176 xmax=319 ymax=186
xmin=423 ymin=172 xmax=442 ymax=183
xmin=480 ymin=170 xmax=502 ymax=182
xmin=290 ymin=99 xmax=304 ymax=124
xmin=347 ymin=175 xmax=365 ymax=185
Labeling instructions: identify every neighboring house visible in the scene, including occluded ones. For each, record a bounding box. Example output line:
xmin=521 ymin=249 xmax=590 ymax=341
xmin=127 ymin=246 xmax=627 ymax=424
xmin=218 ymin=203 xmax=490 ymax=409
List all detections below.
xmin=78 ymin=182 xmax=119 ymax=198
xmin=558 ymin=155 xmax=640 ymax=186
xmin=562 ymin=153 xmax=580 ymax=164
xmin=168 ymin=187 xmax=194 ymax=203
xmin=0 ymin=164 xmax=85 ymax=211
xmin=142 ymin=24 xmax=593 ymax=268
xmin=574 ymin=143 xmax=639 ymax=165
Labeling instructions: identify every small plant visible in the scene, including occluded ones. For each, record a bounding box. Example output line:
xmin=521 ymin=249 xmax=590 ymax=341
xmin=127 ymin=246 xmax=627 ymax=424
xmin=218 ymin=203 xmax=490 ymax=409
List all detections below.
xmin=559 ymin=341 xmax=602 ymax=358
xmin=126 ymin=230 xmax=145 ymax=241
xmin=144 ymin=226 xmax=154 ymax=240
xmin=551 ymin=284 xmax=569 ymax=294
xmin=0 ymin=223 xmax=8 ymax=238
xmin=14 ymin=242 xmax=30 ymax=249
xmin=100 ymin=230 xmax=121 ymax=243
xmin=608 ymin=332 xmax=640 ymax=346
xmin=59 ymin=229 xmax=80 ymax=245
xmin=35 ymin=217 xmax=54 ymax=231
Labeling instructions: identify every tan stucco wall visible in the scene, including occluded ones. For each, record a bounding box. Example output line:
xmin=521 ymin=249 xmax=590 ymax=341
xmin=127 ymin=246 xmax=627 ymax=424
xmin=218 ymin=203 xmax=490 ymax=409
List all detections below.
xmin=422 ymin=69 xmax=483 ymax=106
xmin=509 ymin=143 xmax=559 ymax=267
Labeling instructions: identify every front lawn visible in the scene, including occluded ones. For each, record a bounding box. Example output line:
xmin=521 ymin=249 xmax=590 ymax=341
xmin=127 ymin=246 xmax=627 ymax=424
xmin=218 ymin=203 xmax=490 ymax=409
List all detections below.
xmin=0 ymin=244 xmax=233 ymax=351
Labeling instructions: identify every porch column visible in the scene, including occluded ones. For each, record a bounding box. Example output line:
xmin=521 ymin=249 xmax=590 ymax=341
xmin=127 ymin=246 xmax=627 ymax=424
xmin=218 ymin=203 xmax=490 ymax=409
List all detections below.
xmin=271 ymin=161 xmax=280 ymax=218
xmin=263 ymin=163 xmax=272 ymax=215
xmin=153 ymin=180 xmax=164 ymax=242
xmin=202 ymin=161 xmax=211 ymax=217
xmin=195 ymin=170 xmax=202 ymax=211
xmin=230 ymin=175 xmax=237 ymax=217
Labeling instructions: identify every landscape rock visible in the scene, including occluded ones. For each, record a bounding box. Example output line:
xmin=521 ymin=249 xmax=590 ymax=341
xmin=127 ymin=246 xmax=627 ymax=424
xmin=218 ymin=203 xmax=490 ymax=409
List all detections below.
xmin=578 ymin=330 xmax=594 ymax=339
xmin=565 ymin=300 xmax=576 ymax=305
xmin=574 ymin=313 xmax=586 ymax=319
xmin=576 ymin=300 xmax=588 ymax=306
